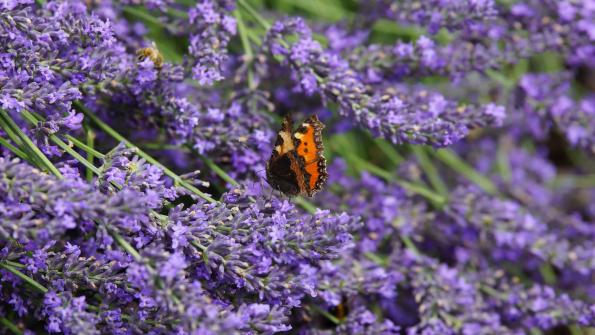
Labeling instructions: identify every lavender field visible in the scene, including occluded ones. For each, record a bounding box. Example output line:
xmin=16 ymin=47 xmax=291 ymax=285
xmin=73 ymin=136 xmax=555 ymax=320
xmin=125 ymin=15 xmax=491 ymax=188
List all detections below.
xmin=0 ymin=0 xmax=594 ymax=334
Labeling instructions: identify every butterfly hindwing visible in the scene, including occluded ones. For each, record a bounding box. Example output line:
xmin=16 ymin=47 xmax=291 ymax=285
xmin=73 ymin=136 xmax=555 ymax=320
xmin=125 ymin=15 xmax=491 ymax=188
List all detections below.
xmin=266 ymin=151 xmax=305 ymax=196
xmin=293 ymin=115 xmax=327 ymax=196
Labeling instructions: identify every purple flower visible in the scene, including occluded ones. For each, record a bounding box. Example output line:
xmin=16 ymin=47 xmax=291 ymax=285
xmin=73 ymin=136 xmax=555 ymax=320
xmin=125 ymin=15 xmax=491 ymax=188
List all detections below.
xmin=1 ymin=1 xmax=594 ymax=334
xmin=165 ymin=188 xmax=360 ymax=307
xmin=0 ymin=158 xmax=156 ymax=247
xmin=266 ymin=18 xmax=504 ymax=147
xmin=515 ymin=73 xmax=595 ymax=152
xmin=187 ymin=0 xmax=236 ymax=86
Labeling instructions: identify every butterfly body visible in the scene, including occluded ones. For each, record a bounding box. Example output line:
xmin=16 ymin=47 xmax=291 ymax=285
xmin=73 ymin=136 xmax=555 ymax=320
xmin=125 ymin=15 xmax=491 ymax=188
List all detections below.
xmin=266 ymin=115 xmax=327 ymax=197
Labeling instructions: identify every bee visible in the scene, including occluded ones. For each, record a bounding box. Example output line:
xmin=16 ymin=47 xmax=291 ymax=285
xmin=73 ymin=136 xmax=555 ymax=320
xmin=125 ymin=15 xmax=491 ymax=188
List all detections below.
xmin=136 ymin=43 xmax=164 ymax=69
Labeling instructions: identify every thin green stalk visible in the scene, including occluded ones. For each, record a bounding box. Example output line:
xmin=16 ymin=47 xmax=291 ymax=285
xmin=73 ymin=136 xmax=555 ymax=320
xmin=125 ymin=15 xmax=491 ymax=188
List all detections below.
xmin=496 ymin=138 xmax=512 ymax=183
xmin=337 ymin=146 xmax=446 ymax=206
xmin=412 ymin=146 xmax=449 ymax=197
xmin=234 ymin=9 xmax=256 ymax=89
xmin=167 ymin=7 xmax=188 ymax=19
xmin=552 ymin=174 xmax=595 ymax=189
xmin=4 ymin=260 xmax=25 ymax=268
xmin=247 ymin=28 xmax=263 ymax=45
xmin=75 ymin=101 xmax=217 ymax=203
xmin=364 ymin=252 xmax=388 ymax=267
xmin=142 ymin=142 xmax=182 ymax=151
xmin=28 ymin=111 xmax=105 ymax=159
xmin=0 ymin=317 xmax=22 ymax=335
xmin=0 ymin=109 xmax=63 ymax=178
xmin=539 ymin=264 xmax=557 ymax=285
xmin=81 ymin=130 xmax=100 ymax=156
xmin=400 ymin=235 xmax=421 ymax=257
xmin=0 ymin=262 xmax=48 ymax=294
xmin=235 ymin=10 xmax=253 ymax=60
xmin=375 ymin=139 xmax=404 ymax=166
xmin=0 ymin=112 xmax=44 ymax=168
xmin=395 ymin=179 xmax=446 ymax=207
xmin=122 ymin=6 xmax=163 ymax=26
xmin=20 ymin=111 xmax=101 ymax=176
xmin=278 ymin=0 xmax=353 ymax=22
xmin=0 ymin=136 xmax=29 ymax=161
xmin=110 ymin=231 xmax=142 ymax=262
xmin=434 ymin=149 xmax=498 ymax=195
xmin=568 ymin=325 xmax=584 ymax=335
xmin=294 ymin=197 xmax=317 ymax=214
xmin=238 ymin=0 xmax=271 ymax=30
xmin=84 ymin=126 xmax=98 ymax=182
xmin=479 ymin=284 xmax=507 ymax=300
xmin=310 ymin=304 xmax=341 ymax=325
xmin=57 ymin=136 xmax=102 ymax=175
xmin=0 ymin=116 xmax=25 ymax=149
xmin=199 ymin=155 xmax=240 ymax=187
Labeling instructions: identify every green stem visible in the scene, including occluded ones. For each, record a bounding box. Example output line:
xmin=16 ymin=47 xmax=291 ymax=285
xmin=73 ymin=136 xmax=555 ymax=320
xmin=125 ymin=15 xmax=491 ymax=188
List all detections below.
xmin=364 ymin=252 xmax=388 ymax=267
xmin=20 ymin=111 xmax=101 ymax=176
xmin=552 ymin=174 xmax=595 ymax=188
xmin=294 ymin=197 xmax=317 ymax=214
xmin=84 ymin=126 xmax=97 ymax=182
xmin=0 ymin=114 xmax=25 ymax=148
xmin=142 ymin=142 xmax=182 ymax=151
xmin=375 ymin=139 xmax=404 ymax=166
xmin=0 ymin=317 xmax=22 ymax=335
xmin=0 ymin=109 xmax=63 ymax=178
xmin=495 ymin=137 xmax=512 ymax=183
xmin=539 ymin=264 xmax=557 ymax=285
xmin=479 ymin=283 xmax=506 ymax=300
xmin=235 ymin=10 xmax=254 ymax=60
xmin=122 ymin=6 xmax=163 ymax=26
xmin=0 ymin=113 xmax=45 ymax=168
xmin=400 ymin=235 xmax=421 ymax=256
xmin=0 ymin=136 xmax=29 ymax=161
xmin=238 ymin=0 xmax=271 ymax=30
xmin=568 ymin=325 xmax=584 ymax=335
xmin=199 ymin=155 xmax=239 ymax=187
xmin=434 ymin=149 xmax=498 ymax=195
xmin=412 ymin=146 xmax=449 ymax=197
xmin=277 ymin=0 xmax=352 ymax=22
xmin=0 ymin=262 xmax=48 ymax=294
xmin=4 ymin=260 xmax=25 ymax=268
xmin=310 ymin=304 xmax=341 ymax=325
xmin=234 ymin=9 xmax=256 ymax=89
xmin=395 ymin=179 xmax=446 ymax=207
xmin=110 ymin=230 xmax=142 ymax=262
xmin=75 ymin=101 xmax=217 ymax=203
xmin=341 ymin=149 xmax=446 ymax=206
xmin=167 ymin=7 xmax=188 ymax=19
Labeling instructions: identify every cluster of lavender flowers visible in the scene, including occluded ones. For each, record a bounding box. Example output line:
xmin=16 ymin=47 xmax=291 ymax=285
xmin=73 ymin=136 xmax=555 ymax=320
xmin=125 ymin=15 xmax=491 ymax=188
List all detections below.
xmin=1 ymin=0 xmax=594 ymax=334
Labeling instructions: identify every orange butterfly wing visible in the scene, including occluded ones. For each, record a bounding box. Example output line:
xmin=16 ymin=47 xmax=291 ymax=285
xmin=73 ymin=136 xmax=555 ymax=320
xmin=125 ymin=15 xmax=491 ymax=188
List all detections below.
xmin=293 ymin=115 xmax=327 ymax=196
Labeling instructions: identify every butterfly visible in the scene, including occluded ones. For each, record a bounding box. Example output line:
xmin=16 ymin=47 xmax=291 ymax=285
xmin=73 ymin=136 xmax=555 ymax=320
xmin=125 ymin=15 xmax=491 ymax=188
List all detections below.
xmin=266 ymin=114 xmax=328 ymax=197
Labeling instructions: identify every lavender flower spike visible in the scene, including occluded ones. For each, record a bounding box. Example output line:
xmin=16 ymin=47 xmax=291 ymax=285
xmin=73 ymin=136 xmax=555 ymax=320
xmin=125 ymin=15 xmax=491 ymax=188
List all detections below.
xmin=266 ymin=18 xmax=505 ymax=147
